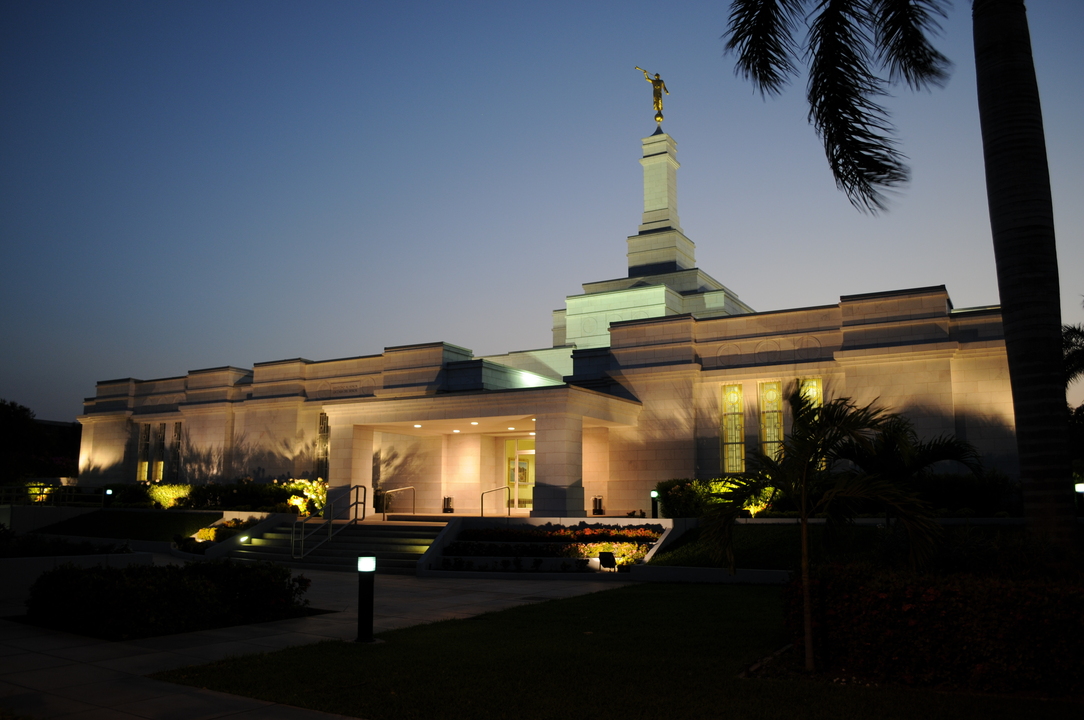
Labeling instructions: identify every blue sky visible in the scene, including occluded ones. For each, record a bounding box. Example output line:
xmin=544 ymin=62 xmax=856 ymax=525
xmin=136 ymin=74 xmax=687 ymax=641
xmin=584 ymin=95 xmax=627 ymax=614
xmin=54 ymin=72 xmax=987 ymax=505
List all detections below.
xmin=2 ymin=0 xmax=1082 ymax=421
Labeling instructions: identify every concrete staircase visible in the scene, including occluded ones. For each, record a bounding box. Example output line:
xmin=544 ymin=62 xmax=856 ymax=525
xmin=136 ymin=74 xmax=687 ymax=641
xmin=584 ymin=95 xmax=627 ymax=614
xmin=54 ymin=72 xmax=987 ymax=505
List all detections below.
xmin=229 ymin=520 xmax=447 ymax=574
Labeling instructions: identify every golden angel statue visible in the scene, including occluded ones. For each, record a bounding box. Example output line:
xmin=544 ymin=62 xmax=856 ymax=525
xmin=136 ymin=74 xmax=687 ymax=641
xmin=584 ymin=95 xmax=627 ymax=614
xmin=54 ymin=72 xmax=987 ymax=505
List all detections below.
xmin=635 ymin=67 xmax=668 ymax=123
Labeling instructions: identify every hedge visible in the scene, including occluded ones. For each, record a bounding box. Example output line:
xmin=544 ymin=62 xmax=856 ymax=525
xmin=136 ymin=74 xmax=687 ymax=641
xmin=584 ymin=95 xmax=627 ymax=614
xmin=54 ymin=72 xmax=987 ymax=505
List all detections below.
xmin=27 ymin=560 xmax=311 ymax=640
xmin=787 ymin=563 xmax=1084 ymax=694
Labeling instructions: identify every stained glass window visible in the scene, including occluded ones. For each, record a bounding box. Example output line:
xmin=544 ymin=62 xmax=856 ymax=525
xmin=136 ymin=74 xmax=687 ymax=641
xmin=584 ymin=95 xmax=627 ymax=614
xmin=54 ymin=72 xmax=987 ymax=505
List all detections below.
xmin=760 ymin=381 xmax=784 ymax=460
xmin=721 ymin=384 xmax=745 ymax=473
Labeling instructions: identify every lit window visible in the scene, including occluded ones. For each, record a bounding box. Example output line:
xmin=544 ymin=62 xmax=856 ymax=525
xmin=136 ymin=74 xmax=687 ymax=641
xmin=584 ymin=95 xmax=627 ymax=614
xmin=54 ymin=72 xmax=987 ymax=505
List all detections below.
xmin=759 ymin=381 xmax=784 ymax=460
xmin=136 ymin=424 xmax=151 ymax=482
xmin=721 ymin=384 xmax=745 ymax=473
xmin=151 ymin=423 xmax=166 ymax=482
xmin=167 ymin=422 xmax=182 ymax=482
xmin=800 ymin=378 xmax=823 ymax=407
xmin=314 ymin=413 xmax=330 ymax=480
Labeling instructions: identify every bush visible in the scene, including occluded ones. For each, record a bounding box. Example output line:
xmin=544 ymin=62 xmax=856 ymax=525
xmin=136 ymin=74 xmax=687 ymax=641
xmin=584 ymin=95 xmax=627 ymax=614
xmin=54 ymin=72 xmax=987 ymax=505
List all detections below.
xmin=654 ymin=479 xmax=713 ymax=518
xmin=105 ymin=483 xmax=153 ymax=507
xmin=787 ymin=563 xmax=1084 ymax=694
xmin=654 ymin=478 xmax=773 ymax=518
xmin=173 ymin=479 xmax=325 ymax=513
xmin=27 ymin=560 xmax=311 ymax=640
xmin=0 ymin=523 xmax=130 ymax=558
xmin=914 ymin=471 xmax=1022 ymax=517
xmin=147 ymin=483 xmax=192 ymax=509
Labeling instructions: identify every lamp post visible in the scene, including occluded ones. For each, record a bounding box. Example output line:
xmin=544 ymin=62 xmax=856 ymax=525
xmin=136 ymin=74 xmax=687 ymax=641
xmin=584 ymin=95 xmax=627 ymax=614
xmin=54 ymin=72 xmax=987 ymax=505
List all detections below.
xmin=650 ymin=489 xmax=659 ymax=519
xmin=356 ymin=556 xmax=376 ymax=643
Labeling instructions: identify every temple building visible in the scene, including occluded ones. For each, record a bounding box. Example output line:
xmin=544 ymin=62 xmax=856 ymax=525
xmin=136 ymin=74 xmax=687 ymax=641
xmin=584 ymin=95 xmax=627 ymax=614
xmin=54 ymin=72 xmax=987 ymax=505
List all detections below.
xmin=77 ymin=127 xmax=1017 ymax=516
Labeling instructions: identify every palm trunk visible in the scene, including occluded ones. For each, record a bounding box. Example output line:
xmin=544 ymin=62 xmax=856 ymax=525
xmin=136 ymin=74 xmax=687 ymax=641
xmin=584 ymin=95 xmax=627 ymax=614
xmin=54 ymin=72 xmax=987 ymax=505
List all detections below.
xmin=972 ymin=0 xmax=1074 ymax=544
xmin=800 ymin=471 xmax=814 ymax=672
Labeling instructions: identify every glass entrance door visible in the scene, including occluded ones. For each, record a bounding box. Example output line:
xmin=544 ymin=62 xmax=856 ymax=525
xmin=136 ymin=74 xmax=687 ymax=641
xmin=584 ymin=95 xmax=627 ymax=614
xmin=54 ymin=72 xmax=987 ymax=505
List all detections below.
xmin=505 ymin=438 xmax=535 ymax=510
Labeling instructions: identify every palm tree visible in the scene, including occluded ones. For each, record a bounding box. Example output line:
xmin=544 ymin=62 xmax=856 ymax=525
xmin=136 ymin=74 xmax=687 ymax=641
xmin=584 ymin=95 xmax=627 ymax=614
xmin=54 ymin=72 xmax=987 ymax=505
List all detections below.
xmin=703 ymin=387 xmax=939 ymax=671
xmin=723 ymin=0 xmax=1073 ymax=542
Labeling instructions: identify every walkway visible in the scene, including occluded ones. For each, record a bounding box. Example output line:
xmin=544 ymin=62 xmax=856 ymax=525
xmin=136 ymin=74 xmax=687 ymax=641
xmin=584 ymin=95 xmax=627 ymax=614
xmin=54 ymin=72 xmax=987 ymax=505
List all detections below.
xmin=0 ymin=557 xmax=627 ymax=719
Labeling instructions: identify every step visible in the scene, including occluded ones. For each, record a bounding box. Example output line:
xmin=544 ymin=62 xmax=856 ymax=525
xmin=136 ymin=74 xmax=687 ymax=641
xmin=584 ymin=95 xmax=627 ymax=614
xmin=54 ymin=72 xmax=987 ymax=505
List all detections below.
xmin=229 ymin=520 xmax=447 ymax=575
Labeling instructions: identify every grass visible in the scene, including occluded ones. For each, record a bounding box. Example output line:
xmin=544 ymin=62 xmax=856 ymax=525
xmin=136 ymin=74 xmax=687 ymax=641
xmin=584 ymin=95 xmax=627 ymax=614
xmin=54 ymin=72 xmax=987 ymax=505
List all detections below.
xmin=33 ymin=509 xmax=222 ymax=541
xmin=649 ymin=523 xmax=884 ymax=570
xmin=153 ymin=583 xmax=1079 ymax=719
xmin=648 ymin=523 xmax=1041 ymax=574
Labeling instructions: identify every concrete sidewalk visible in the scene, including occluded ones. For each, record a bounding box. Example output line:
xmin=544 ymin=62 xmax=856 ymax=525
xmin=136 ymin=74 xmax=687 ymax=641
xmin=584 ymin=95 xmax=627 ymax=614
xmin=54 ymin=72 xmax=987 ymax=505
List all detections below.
xmin=0 ymin=557 xmax=627 ymax=719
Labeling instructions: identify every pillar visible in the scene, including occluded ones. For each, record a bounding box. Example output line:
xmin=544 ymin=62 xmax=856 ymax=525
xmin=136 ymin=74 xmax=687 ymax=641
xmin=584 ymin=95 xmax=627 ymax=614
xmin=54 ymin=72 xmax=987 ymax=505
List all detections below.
xmin=532 ymin=413 xmax=585 ymax=517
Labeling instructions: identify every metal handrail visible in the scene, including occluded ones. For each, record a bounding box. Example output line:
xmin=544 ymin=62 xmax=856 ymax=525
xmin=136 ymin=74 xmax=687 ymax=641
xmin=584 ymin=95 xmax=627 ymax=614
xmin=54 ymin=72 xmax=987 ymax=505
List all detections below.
xmin=381 ymin=486 xmax=416 ymax=521
xmin=480 ymin=486 xmax=511 ymax=517
xmin=291 ymin=485 xmax=367 ymax=558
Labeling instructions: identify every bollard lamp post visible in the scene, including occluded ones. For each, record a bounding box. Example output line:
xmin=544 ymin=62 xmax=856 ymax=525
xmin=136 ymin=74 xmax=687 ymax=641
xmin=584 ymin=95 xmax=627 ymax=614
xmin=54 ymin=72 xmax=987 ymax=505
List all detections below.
xmin=650 ymin=489 xmax=659 ymax=519
xmin=356 ymin=556 xmax=376 ymax=643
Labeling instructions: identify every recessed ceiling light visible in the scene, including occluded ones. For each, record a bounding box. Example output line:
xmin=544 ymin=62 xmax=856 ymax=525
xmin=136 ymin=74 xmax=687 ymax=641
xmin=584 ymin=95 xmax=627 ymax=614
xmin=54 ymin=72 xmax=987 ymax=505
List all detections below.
xmin=508 ymin=427 xmax=515 ymax=430
xmin=470 ymin=421 xmax=479 ymax=425
xmin=529 ymin=432 xmax=536 ymax=436
xmin=531 ymin=418 xmax=536 ymax=422
xmin=453 ymin=429 xmax=460 ymax=433
xmin=413 ymin=424 xmax=422 ymax=428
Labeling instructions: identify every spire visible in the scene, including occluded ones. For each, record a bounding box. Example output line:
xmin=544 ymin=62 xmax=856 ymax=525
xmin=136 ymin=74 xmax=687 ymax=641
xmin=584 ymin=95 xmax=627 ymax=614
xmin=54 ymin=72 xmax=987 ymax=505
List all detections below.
xmin=626 ymin=131 xmax=696 ymax=277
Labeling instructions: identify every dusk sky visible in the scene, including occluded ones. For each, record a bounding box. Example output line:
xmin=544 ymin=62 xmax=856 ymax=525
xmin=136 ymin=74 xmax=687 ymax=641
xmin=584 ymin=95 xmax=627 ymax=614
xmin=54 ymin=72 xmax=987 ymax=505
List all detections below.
xmin=2 ymin=0 xmax=1082 ymax=422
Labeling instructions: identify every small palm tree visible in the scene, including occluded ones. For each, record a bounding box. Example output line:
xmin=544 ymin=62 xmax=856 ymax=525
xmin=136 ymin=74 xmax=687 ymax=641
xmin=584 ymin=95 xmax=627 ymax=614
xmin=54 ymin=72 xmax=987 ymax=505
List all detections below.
xmin=703 ymin=386 xmax=939 ymax=671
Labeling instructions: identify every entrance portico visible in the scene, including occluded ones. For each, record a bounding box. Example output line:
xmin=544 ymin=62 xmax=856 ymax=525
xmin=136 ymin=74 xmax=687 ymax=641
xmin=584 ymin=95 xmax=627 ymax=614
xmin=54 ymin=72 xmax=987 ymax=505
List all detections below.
xmin=321 ymin=385 xmax=641 ymax=517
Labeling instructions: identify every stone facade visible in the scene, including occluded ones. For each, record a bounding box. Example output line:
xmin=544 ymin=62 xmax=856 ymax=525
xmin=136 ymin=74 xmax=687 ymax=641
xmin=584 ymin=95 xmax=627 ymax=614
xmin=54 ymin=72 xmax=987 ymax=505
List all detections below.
xmin=77 ymin=129 xmax=1016 ymax=517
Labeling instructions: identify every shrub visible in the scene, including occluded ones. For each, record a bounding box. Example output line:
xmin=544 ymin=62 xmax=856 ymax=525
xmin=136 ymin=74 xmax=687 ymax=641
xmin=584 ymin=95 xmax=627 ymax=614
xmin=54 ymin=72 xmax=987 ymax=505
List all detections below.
xmin=0 ymin=523 xmax=130 ymax=558
xmin=787 ymin=563 xmax=1084 ymax=694
xmin=105 ymin=483 xmax=153 ymax=506
xmin=27 ymin=560 xmax=310 ymax=640
xmin=654 ymin=477 xmax=772 ymax=518
xmin=173 ymin=478 xmax=326 ymax=513
xmin=147 ymin=483 xmax=192 ymax=509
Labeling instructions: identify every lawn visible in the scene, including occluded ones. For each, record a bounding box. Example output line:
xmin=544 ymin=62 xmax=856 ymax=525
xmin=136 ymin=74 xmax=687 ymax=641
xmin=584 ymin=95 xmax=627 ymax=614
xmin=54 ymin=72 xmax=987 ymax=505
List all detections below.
xmin=153 ymin=583 xmax=1079 ymax=719
xmin=33 ymin=509 xmax=222 ymax=541
xmin=649 ymin=523 xmax=883 ymax=570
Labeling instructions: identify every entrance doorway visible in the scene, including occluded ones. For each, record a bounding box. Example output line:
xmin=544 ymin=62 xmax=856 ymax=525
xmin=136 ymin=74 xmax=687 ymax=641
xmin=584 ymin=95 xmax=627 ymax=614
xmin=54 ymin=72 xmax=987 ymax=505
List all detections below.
xmin=505 ymin=438 xmax=535 ymax=510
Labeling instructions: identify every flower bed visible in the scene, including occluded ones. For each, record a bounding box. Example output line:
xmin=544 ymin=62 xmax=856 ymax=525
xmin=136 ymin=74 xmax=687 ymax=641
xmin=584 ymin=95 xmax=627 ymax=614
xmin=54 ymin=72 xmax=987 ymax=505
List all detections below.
xmin=441 ymin=522 xmax=664 ymax=569
xmin=456 ymin=523 xmax=663 ymax=544
xmin=444 ymin=541 xmax=651 ymax=563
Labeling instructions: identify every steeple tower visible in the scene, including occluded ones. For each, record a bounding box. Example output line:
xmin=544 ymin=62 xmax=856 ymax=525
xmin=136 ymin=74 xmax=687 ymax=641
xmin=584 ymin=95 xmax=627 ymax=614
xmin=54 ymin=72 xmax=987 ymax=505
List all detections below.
xmin=626 ymin=129 xmax=696 ymax=277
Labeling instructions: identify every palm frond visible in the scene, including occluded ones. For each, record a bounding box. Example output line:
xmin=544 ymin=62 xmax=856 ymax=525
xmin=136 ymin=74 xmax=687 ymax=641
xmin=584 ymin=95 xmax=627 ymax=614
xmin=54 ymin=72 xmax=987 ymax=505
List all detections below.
xmin=1063 ymin=323 xmax=1084 ymax=388
xmin=806 ymin=0 xmax=909 ymax=213
xmin=724 ymin=0 xmax=806 ymax=95
xmin=911 ymin=435 xmax=983 ymax=477
xmin=871 ymin=0 xmax=951 ymax=90
xmin=701 ymin=472 xmax=776 ymax=572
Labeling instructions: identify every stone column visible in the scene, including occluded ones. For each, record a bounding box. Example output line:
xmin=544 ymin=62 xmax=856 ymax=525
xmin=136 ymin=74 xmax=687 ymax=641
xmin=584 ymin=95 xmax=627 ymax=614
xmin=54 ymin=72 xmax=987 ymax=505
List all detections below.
xmin=532 ymin=413 xmax=585 ymax=517
xmin=329 ymin=424 xmax=374 ymax=489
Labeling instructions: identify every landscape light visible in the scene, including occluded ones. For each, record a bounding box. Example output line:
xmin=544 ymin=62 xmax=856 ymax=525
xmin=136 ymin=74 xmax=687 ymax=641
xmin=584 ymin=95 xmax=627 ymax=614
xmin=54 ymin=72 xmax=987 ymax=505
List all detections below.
xmin=650 ymin=489 xmax=659 ymax=519
xmin=1076 ymin=483 xmax=1084 ymax=494
xmin=105 ymin=489 xmax=113 ymax=495
xmin=357 ymin=556 xmax=377 ymax=643
xmin=238 ymin=536 xmax=249 ymax=544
